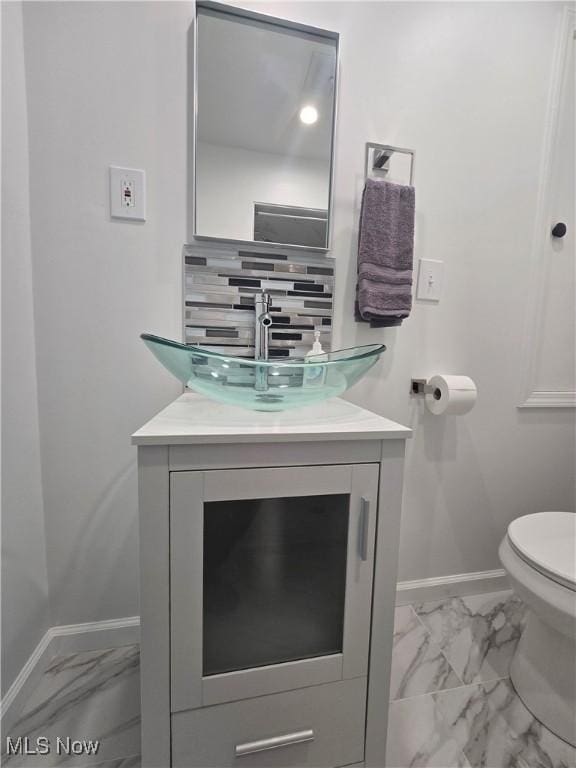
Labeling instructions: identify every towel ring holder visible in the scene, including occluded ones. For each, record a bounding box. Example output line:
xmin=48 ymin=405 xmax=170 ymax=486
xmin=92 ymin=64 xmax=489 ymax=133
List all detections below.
xmin=365 ymin=142 xmax=415 ymax=186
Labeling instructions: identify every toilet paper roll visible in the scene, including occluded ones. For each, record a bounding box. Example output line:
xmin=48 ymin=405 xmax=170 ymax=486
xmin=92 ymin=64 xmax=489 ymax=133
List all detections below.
xmin=425 ymin=375 xmax=477 ymax=415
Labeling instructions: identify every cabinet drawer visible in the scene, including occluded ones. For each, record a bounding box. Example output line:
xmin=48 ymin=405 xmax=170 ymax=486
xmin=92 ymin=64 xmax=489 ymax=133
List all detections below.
xmin=171 ymin=678 xmax=367 ymax=767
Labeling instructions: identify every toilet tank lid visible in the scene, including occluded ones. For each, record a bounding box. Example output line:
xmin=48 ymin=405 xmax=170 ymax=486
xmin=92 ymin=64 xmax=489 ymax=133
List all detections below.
xmin=508 ymin=512 xmax=576 ymax=588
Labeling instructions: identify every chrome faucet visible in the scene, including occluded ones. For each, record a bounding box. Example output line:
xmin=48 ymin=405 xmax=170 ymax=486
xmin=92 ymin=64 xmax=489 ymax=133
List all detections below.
xmin=254 ymin=293 xmax=272 ymax=361
xmin=254 ymin=293 xmax=272 ymax=391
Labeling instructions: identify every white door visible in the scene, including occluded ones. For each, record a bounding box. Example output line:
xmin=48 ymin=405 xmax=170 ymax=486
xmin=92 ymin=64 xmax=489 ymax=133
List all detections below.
xmin=524 ymin=16 xmax=575 ymax=405
xmin=170 ymin=464 xmax=378 ymax=712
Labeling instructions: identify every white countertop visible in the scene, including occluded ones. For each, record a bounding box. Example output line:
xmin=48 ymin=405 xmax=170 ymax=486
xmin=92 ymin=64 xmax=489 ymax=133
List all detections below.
xmin=132 ymin=393 xmax=411 ymax=446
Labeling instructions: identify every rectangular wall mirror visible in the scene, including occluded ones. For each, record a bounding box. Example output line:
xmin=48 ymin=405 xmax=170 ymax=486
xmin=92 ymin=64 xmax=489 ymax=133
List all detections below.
xmin=193 ymin=1 xmax=339 ymax=250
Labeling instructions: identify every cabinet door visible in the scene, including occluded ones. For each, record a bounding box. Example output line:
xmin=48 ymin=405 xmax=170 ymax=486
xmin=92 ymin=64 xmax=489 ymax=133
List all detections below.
xmin=170 ymin=464 xmax=378 ymax=712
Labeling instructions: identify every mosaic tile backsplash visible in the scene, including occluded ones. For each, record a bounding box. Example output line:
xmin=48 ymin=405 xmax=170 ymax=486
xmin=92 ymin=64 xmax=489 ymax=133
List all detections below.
xmin=183 ymin=245 xmax=334 ymax=358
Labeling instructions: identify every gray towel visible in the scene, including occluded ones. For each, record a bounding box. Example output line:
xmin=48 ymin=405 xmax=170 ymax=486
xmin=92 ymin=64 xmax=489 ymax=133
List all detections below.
xmin=356 ymin=178 xmax=415 ymax=327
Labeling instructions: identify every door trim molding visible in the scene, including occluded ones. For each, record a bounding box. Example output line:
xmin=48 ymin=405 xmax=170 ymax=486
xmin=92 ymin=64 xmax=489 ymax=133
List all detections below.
xmin=519 ymin=390 xmax=576 ymax=409
xmin=518 ymin=6 xmax=576 ymax=409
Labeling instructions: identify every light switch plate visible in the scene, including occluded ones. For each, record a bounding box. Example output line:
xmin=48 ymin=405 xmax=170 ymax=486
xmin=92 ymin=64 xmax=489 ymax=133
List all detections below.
xmin=416 ymin=258 xmax=444 ymax=301
xmin=110 ymin=166 xmax=146 ymax=221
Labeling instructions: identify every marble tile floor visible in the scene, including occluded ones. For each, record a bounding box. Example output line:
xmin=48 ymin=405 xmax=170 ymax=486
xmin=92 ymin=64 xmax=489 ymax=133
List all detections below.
xmin=388 ymin=592 xmax=575 ymax=768
xmin=2 ymin=647 xmax=141 ymax=768
xmin=2 ymin=590 xmax=574 ymax=767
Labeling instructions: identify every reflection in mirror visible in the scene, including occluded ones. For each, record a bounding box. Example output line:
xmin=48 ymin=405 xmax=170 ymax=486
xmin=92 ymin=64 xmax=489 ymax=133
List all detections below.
xmin=194 ymin=3 xmax=338 ymax=249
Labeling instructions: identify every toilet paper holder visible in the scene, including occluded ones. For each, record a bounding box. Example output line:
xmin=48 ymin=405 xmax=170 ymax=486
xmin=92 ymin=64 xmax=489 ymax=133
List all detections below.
xmin=410 ymin=378 xmax=441 ymax=399
xmin=411 ymin=375 xmax=478 ymax=415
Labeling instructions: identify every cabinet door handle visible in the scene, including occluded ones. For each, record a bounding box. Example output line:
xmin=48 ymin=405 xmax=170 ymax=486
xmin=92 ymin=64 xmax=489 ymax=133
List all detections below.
xmin=359 ymin=497 xmax=370 ymax=561
xmin=234 ymin=729 xmax=314 ymax=757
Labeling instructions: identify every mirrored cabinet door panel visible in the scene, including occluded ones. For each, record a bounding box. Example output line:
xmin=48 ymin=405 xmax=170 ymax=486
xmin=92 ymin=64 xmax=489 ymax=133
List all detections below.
xmin=194 ymin=2 xmax=338 ymax=249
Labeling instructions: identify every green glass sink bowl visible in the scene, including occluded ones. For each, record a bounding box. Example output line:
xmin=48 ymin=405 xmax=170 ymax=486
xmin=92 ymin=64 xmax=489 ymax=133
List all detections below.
xmin=141 ymin=334 xmax=386 ymax=412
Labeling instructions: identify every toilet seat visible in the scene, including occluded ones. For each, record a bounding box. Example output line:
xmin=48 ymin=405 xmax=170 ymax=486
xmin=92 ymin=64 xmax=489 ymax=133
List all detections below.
xmin=507 ymin=511 xmax=576 ymax=593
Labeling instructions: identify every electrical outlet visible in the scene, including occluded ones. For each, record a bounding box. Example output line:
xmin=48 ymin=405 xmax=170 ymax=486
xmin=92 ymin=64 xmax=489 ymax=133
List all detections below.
xmin=121 ymin=179 xmax=135 ymax=208
xmin=416 ymin=259 xmax=444 ymax=301
xmin=110 ymin=166 xmax=146 ymax=221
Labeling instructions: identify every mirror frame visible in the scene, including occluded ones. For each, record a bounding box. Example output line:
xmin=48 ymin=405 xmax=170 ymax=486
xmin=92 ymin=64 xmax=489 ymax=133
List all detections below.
xmin=192 ymin=0 xmax=340 ymax=253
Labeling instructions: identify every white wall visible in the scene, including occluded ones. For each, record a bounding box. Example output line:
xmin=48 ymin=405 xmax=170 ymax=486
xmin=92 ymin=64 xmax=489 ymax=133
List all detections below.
xmin=1 ymin=1 xmax=51 ymax=694
xmin=8 ymin=1 xmax=574 ymax=661
xmin=196 ymin=142 xmax=328 ymax=240
xmin=20 ymin=1 xmax=188 ymax=626
xmin=233 ymin=1 xmax=575 ymax=580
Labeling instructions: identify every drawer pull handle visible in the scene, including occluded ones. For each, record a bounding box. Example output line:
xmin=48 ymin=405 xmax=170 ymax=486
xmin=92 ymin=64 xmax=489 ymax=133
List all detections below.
xmin=359 ymin=496 xmax=370 ymax=561
xmin=235 ymin=729 xmax=315 ymax=757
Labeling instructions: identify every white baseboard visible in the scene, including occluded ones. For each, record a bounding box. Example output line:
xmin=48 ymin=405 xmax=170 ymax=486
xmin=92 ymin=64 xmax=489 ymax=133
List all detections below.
xmin=1 ymin=616 xmax=140 ymax=734
xmin=396 ymin=568 xmax=509 ymax=605
xmin=51 ymin=615 xmax=140 ymax=656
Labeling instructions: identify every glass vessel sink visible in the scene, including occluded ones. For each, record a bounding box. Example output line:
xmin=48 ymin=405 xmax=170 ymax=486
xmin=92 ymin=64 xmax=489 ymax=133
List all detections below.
xmin=141 ymin=334 xmax=385 ymax=412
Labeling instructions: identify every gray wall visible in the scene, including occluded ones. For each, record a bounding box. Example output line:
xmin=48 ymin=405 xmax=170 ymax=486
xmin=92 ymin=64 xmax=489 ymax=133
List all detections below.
xmin=20 ymin=1 xmax=186 ymax=628
xmin=1 ymin=1 xmax=50 ymax=695
xmin=242 ymin=1 xmax=575 ymax=582
xmin=3 ymin=1 xmax=574 ymax=690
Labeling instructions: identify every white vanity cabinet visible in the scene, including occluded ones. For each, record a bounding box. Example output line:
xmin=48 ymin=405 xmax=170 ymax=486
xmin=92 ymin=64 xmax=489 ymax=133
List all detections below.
xmin=133 ymin=394 xmax=410 ymax=768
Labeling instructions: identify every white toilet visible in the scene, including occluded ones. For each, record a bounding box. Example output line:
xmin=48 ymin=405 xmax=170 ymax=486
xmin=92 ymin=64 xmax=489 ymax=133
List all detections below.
xmin=499 ymin=511 xmax=576 ymax=746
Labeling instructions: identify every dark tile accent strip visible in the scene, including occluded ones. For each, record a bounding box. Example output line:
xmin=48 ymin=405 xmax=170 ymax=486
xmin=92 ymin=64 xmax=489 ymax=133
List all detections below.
xmin=272 ymin=332 xmax=302 ymax=341
xmin=288 ymin=291 xmax=332 ymax=298
xmin=241 ymin=262 xmax=275 ymax=271
xmin=185 ymin=256 xmax=207 ymax=265
xmin=186 ymin=301 xmax=234 ymax=309
xmin=294 ymin=283 xmax=325 ymax=292
xmin=228 ymin=278 xmax=261 ymax=287
xmin=273 ymin=323 xmax=314 ymax=330
xmin=206 ymin=329 xmax=238 ymax=338
xmin=239 ymin=251 xmax=288 ymax=261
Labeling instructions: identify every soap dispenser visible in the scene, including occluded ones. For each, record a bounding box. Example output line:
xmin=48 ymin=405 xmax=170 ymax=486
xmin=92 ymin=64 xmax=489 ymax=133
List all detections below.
xmin=304 ymin=330 xmax=327 ymax=387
